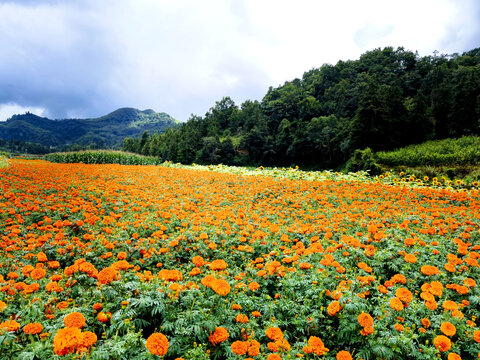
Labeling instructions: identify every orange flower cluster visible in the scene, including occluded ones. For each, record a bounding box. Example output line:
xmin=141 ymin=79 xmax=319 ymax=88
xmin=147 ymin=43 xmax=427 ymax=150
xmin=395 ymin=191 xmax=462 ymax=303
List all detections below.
xmin=231 ymin=339 xmax=260 ymax=356
xmin=53 ymin=327 xmax=97 ymax=356
xmin=358 ymin=312 xmax=374 ymax=336
xmin=303 ymin=336 xmax=329 ymax=356
xmin=158 ymin=269 xmax=183 ymax=282
xmin=0 ymin=320 xmax=20 ymax=332
xmin=1 ymin=159 xmax=480 ymax=358
xmin=201 ymin=275 xmax=231 ymax=296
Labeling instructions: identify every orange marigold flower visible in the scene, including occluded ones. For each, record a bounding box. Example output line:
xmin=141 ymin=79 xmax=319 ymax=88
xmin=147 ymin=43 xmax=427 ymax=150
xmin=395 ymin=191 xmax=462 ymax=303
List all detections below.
xmin=53 ymin=327 xmax=83 ymax=355
xmin=231 ymin=340 xmax=249 ymax=355
xmin=211 ymin=278 xmax=231 ymax=296
xmin=145 ymin=332 xmax=169 ymax=356
xmin=337 ymin=350 xmax=353 ymax=360
xmin=404 ymin=253 xmax=417 ymax=263
xmin=0 ymin=300 xmax=6 ymax=311
xmin=235 ymin=314 xmax=249 ymax=323
xmin=97 ymin=267 xmax=118 ymax=285
xmin=248 ymin=339 xmax=261 ymax=357
xmin=303 ymin=336 xmax=329 ymax=356
xmin=97 ymin=311 xmax=111 ymax=323
xmin=442 ymin=300 xmax=458 ymax=311
xmin=425 ymin=300 xmax=438 ymax=310
xmin=248 ymin=281 xmax=260 ymax=291
xmin=81 ymin=331 xmax=97 ymax=347
xmin=389 ymin=297 xmax=404 ymax=311
xmin=463 ymin=277 xmax=476 ymax=288
xmin=267 ymin=341 xmax=279 ymax=352
xmin=57 ymin=301 xmax=69 ymax=310
xmin=421 ymin=318 xmax=431 ymax=328
xmin=158 ymin=269 xmax=183 ymax=282
xmin=444 ymin=263 xmax=456 ymax=272
xmin=232 ymin=304 xmax=242 ymax=310
xmin=92 ymin=303 xmax=103 ymax=311
xmin=440 ymin=322 xmax=456 ymax=337
xmin=48 ymin=261 xmax=60 ymax=269
xmin=210 ymin=259 xmax=228 ymax=271
xmin=391 ymin=274 xmax=407 ymax=284
xmin=189 ymin=267 xmax=201 ymax=276
xmin=64 ymin=312 xmax=86 ymax=328
xmin=396 ymin=287 xmax=413 ymax=304
xmin=360 ymin=326 xmax=374 ymax=336
xmin=421 ymin=265 xmax=441 ymax=276
xmin=0 ymin=320 xmax=20 ymax=332
xmin=267 ymin=354 xmax=281 ymax=360
xmin=357 ymin=312 xmax=374 ymax=327
xmin=251 ymin=311 xmax=261 ymax=317
xmin=429 ymin=281 xmax=444 ymax=296
xmin=7 ymin=272 xmax=19 ymax=280
xmin=191 ymin=256 xmax=205 ymax=267
xmin=473 ymin=330 xmax=480 ymax=343
xmin=23 ymin=322 xmax=44 ymax=335
xmin=433 ymin=335 xmax=451 ymax=352
xmin=201 ymin=275 xmax=216 ymax=288
xmin=327 ymin=301 xmax=342 ymax=316
xmin=30 ymin=268 xmax=46 ymax=280
xmin=394 ymin=323 xmax=404 ymax=331
xmin=447 ymin=353 xmax=461 ymax=360
xmin=257 ymin=270 xmax=267 ymax=277
xmin=275 ymin=338 xmax=291 ymax=351
xmin=209 ymin=327 xmax=229 ymax=346
xmin=22 ymin=265 xmax=34 ymax=277
xmin=265 ymin=327 xmax=284 ymax=341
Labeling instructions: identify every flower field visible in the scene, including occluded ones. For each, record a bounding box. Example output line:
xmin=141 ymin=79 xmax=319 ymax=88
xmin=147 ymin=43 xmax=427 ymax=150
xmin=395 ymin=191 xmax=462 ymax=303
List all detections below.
xmin=0 ymin=159 xmax=479 ymax=360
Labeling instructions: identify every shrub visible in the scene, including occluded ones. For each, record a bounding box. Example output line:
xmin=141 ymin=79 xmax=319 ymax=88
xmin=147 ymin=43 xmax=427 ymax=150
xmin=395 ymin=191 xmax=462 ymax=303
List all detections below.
xmin=345 ymin=148 xmax=381 ymax=174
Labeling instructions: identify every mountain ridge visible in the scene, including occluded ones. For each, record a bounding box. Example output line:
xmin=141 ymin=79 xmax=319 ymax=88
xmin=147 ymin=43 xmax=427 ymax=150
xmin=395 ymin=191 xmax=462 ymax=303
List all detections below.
xmin=0 ymin=107 xmax=178 ymax=149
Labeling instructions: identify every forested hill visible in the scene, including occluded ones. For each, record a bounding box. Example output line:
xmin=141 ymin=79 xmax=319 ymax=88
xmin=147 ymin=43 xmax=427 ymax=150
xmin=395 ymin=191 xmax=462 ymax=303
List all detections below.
xmin=124 ymin=47 xmax=480 ymax=169
xmin=0 ymin=108 xmax=177 ymax=151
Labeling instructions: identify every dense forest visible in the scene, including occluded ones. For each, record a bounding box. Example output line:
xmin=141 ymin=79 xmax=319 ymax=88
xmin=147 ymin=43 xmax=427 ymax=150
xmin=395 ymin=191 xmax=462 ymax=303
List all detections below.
xmin=123 ymin=47 xmax=480 ymax=169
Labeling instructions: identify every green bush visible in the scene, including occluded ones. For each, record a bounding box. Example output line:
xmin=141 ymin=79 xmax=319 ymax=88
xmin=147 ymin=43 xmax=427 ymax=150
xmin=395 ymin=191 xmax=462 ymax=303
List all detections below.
xmin=345 ymin=148 xmax=381 ymax=175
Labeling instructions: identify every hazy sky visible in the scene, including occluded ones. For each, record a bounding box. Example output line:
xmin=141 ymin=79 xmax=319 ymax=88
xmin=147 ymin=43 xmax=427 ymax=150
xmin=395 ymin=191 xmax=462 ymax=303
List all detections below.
xmin=0 ymin=0 xmax=479 ymax=122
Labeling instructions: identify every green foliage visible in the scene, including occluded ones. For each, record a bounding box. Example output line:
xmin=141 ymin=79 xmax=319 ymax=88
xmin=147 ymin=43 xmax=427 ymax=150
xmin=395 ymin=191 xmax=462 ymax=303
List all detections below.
xmin=124 ymin=46 xmax=480 ymax=170
xmin=376 ymin=136 xmax=480 ymax=167
xmin=344 ymin=148 xmax=381 ymax=174
xmin=44 ymin=150 xmax=163 ymax=165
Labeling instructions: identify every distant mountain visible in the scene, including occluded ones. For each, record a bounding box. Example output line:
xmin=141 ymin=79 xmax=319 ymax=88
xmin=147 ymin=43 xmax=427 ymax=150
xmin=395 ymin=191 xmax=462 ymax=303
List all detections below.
xmin=0 ymin=108 xmax=178 ymax=148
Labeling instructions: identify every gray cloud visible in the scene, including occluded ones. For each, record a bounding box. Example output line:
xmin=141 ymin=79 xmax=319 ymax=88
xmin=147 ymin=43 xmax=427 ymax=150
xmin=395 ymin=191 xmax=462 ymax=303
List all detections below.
xmin=0 ymin=0 xmax=479 ymax=122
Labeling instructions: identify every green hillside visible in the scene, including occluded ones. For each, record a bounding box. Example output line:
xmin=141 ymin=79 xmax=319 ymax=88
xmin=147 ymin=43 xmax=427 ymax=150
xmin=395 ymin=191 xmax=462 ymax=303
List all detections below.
xmin=123 ymin=46 xmax=480 ymax=169
xmin=0 ymin=107 xmax=177 ymax=151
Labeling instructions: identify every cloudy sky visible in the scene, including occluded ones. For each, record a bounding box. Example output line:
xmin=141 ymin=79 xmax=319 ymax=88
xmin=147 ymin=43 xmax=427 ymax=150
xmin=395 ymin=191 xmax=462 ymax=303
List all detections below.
xmin=0 ymin=0 xmax=479 ymax=122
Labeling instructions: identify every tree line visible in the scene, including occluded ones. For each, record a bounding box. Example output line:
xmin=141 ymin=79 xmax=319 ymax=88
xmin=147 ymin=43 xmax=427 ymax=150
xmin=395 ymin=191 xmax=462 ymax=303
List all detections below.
xmin=123 ymin=46 xmax=480 ymax=169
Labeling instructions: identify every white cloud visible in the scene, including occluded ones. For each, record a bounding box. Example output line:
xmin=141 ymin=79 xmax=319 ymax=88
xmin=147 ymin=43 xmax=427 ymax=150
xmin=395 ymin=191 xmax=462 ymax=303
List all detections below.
xmin=0 ymin=103 xmax=46 ymax=122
